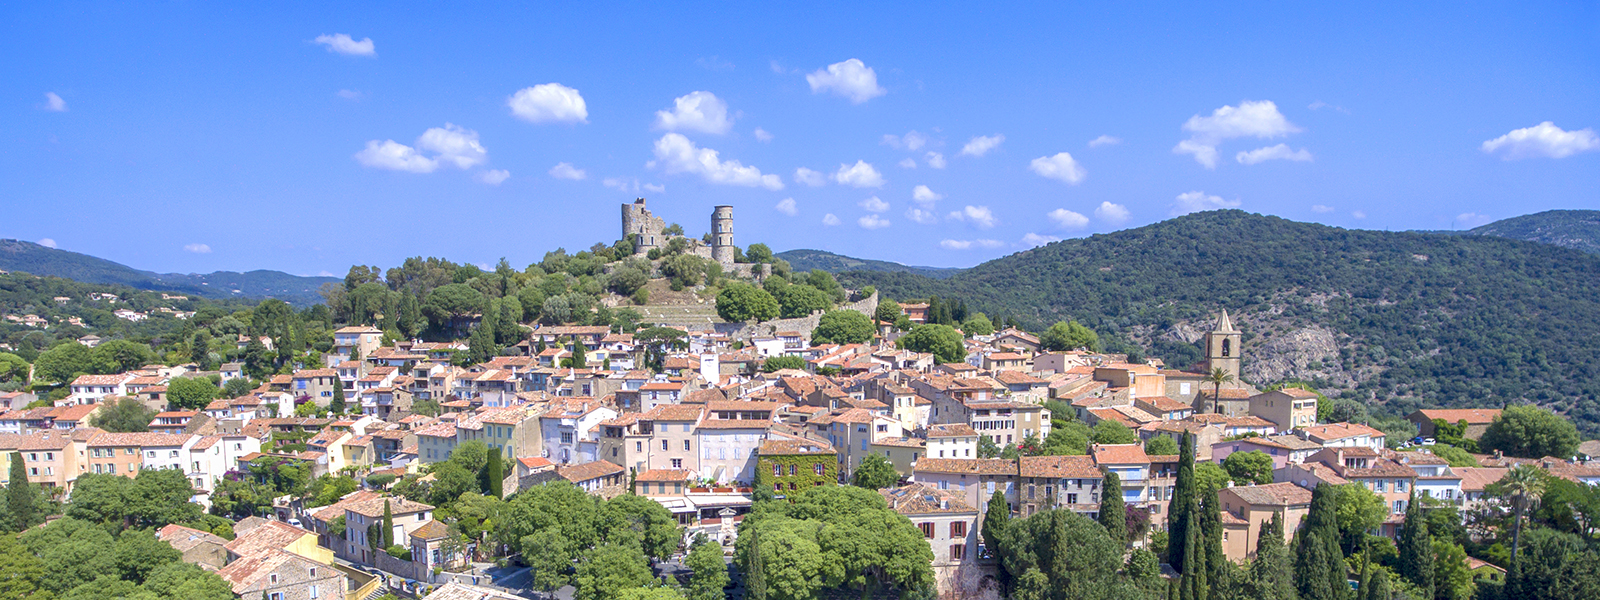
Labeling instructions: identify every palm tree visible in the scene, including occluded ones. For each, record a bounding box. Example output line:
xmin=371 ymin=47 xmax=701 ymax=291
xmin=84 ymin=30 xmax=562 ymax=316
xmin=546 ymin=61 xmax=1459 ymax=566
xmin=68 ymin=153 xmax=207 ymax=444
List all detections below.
xmin=1500 ymin=464 xmax=1548 ymax=560
xmin=1203 ymin=368 xmax=1234 ymax=414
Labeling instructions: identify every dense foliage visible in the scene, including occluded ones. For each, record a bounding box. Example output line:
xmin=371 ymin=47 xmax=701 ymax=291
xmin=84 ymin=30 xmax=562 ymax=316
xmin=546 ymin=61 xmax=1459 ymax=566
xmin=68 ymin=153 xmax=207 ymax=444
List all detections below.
xmin=736 ymin=485 xmax=934 ymax=599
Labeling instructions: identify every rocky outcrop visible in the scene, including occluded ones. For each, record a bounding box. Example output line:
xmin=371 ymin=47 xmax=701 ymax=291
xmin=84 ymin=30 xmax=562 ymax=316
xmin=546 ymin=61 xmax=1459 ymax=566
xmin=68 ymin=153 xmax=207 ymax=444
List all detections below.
xmin=1242 ymin=325 xmax=1355 ymax=387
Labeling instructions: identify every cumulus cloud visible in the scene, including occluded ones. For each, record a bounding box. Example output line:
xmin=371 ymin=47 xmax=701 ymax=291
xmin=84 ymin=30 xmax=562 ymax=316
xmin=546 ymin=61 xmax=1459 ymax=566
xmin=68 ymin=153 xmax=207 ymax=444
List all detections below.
xmin=414 ymin=124 xmax=487 ymax=169
xmin=925 ymin=152 xmax=947 ymax=169
xmin=806 ymin=58 xmax=886 ymax=103
xmin=833 ymin=161 xmax=885 ymax=188
xmin=477 ymin=169 xmax=511 ymax=185
xmin=754 ymin=128 xmax=773 ymax=142
xmin=653 ymin=91 xmax=733 ymax=134
xmin=1048 ymin=208 xmax=1089 ymax=229
xmin=1308 ymin=101 xmax=1350 ymax=114
xmin=1170 ymin=191 xmax=1241 ymax=216
xmin=42 ymin=92 xmax=67 ymax=112
xmin=912 ymin=185 xmax=943 ymax=206
xmin=1352 ymin=210 xmax=1367 ymax=219
xmin=859 ymin=214 xmax=891 ymax=229
xmin=940 ymin=239 xmax=1003 ymax=250
xmin=960 ymin=134 xmax=1005 ymax=157
xmin=823 ymin=213 xmax=841 ymax=226
xmin=548 ymin=163 xmax=586 ymax=180
xmin=37 ymin=238 xmax=56 ymax=249
xmin=649 ymin=133 xmax=784 ymax=190
xmin=776 ymin=198 xmax=798 ymax=216
xmin=643 ymin=183 xmax=666 ymax=193
xmin=313 ymin=33 xmax=375 ymax=56
xmin=1236 ymin=143 xmax=1313 ymax=165
xmin=355 ymin=140 xmax=438 ymax=173
xmin=794 ymin=168 xmax=827 ymax=187
xmin=1481 ymin=121 xmax=1600 ymax=160
xmin=602 ymin=178 xmax=632 ymax=191
xmin=184 ymin=243 xmax=212 ymax=254
xmin=1021 ymin=233 xmax=1060 ymax=247
xmin=1311 ymin=204 xmax=1335 ymax=213
xmin=1173 ymin=100 xmax=1301 ymax=169
xmin=898 ymin=158 xmax=917 ymax=169
xmin=859 ymin=196 xmax=890 ymax=212
xmin=882 ymin=130 xmax=929 ymax=151
xmin=1029 ymin=152 xmax=1087 ymax=184
xmin=1088 ymin=135 xmax=1120 ymax=148
xmin=1456 ymin=212 xmax=1495 ymax=228
xmin=1094 ymin=202 xmax=1130 ymax=224
xmin=905 ymin=208 xmax=938 ymax=224
xmin=948 ymin=205 xmax=998 ymax=228
xmin=336 ymin=89 xmax=363 ymax=101
xmin=508 ymin=83 xmax=588 ymax=124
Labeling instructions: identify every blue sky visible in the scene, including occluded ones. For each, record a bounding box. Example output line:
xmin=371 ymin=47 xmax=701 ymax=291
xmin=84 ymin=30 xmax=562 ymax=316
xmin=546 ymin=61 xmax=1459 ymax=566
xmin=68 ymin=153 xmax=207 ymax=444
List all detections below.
xmin=5 ymin=2 xmax=1598 ymax=275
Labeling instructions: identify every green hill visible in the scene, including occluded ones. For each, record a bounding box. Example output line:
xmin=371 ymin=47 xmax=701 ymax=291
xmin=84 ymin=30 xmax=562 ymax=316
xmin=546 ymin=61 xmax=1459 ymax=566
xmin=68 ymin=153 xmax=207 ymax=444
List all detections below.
xmin=1468 ymin=209 xmax=1600 ymax=255
xmin=0 ymin=239 xmax=336 ymax=305
xmin=775 ymin=249 xmax=963 ymax=279
xmin=839 ymin=210 xmax=1600 ymax=435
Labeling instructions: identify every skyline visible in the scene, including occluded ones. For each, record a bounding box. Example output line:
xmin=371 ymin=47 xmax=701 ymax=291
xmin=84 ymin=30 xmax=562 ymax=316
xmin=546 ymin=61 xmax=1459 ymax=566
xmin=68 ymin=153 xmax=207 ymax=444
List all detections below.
xmin=5 ymin=3 xmax=1598 ymax=276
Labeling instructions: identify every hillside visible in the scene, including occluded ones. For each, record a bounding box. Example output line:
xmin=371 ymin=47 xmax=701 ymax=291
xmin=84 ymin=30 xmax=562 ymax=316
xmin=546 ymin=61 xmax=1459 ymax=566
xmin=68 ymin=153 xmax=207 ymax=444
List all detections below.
xmin=1467 ymin=209 xmax=1600 ymax=255
xmin=839 ymin=210 xmax=1600 ymax=435
xmin=775 ymin=249 xmax=963 ymax=279
xmin=0 ymin=239 xmax=336 ymax=305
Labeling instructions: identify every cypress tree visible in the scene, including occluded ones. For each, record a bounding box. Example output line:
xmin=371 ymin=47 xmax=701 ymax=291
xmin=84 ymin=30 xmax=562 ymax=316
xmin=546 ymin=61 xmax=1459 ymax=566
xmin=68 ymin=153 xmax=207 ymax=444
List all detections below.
xmin=1396 ymin=491 xmax=1432 ymax=599
xmin=7 ymin=451 xmax=41 ymax=531
xmin=1247 ymin=514 xmax=1295 ymax=600
xmin=745 ymin=525 xmax=767 ymax=600
xmin=1201 ymin=490 xmax=1227 ymax=590
xmin=1099 ymin=471 xmax=1127 ymax=546
xmin=983 ymin=491 xmax=1012 ymax=592
xmin=571 ymin=336 xmax=587 ymax=368
xmin=485 ymin=448 xmax=504 ymax=499
xmin=1363 ymin=567 xmax=1391 ymax=600
xmin=1181 ymin=501 xmax=1208 ymax=600
xmin=1170 ymin=430 xmax=1196 ymax=571
xmin=1295 ymin=484 xmax=1349 ymax=600
xmin=330 ymin=379 xmax=346 ymax=415
xmin=382 ymin=499 xmax=394 ymax=547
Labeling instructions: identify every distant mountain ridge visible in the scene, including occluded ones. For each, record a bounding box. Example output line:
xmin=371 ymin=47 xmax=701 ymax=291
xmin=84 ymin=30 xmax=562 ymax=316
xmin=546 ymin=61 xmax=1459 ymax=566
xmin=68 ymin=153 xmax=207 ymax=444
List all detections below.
xmin=775 ymin=249 xmax=963 ymax=279
xmin=1466 ymin=209 xmax=1600 ymax=255
xmin=0 ymin=239 xmax=336 ymax=305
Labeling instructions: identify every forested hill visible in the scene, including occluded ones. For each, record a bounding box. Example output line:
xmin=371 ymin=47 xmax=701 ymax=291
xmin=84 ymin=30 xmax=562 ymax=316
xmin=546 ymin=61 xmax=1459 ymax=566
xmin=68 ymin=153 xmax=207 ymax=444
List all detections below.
xmin=1467 ymin=209 xmax=1600 ymax=255
xmin=839 ymin=210 xmax=1600 ymax=435
xmin=775 ymin=249 xmax=964 ymax=279
xmin=0 ymin=239 xmax=336 ymax=305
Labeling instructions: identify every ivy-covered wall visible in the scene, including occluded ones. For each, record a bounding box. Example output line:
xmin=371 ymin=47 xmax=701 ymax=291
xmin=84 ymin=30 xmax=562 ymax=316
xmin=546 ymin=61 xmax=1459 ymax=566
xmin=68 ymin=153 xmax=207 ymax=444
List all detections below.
xmin=755 ymin=453 xmax=838 ymax=495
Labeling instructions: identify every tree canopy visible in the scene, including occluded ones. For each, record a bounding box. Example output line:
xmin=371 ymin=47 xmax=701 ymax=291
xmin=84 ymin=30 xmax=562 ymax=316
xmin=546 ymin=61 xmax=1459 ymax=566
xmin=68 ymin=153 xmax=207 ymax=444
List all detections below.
xmin=896 ymin=324 xmax=966 ymax=363
xmin=1480 ymin=405 xmax=1581 ymax=459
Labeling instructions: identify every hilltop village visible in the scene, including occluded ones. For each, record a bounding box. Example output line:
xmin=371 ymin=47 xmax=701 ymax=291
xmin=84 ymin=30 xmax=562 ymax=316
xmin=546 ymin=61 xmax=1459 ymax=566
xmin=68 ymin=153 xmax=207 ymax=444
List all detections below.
xmin=0 ymin=200 xmax=1596 ymax=600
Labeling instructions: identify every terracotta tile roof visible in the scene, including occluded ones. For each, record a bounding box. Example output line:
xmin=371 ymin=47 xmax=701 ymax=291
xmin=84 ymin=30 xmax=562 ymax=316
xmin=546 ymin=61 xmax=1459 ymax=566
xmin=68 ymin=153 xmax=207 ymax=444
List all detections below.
xmin=1457 ymin=467 xmax=1507 ymax=492
xmin=1273 ymin=388 xmax=1321 ymax=399
xmin=1302 ymin=422 xmax=1386 ymax=442
xmin=913 ymin=458 xmax=1018 ymax=476
xmin=155 ymin=523 xmax=227 ymax=552
xmin=636 ymin=468 xmax=692 ymax=482
xmin=1019 ymin=455 xmax=1100 ymax=478
xmin=410 ymin=519 xmax=451 ymax=540
xmin=758 ymin=437 xmax=834 ymax=455
xmin=517 ymin=457 xmax=553 ymax=469
xmin=881 ymin=483 xmax=977 ymax=514
xmin=215 ymin=548 xmax=319 ymax=593
xmin=344 ymin=496 xmax=433 ymax=518
xmin=643 ymin=404 xmax=704 ymax=422
xmin=224 ymin=519 xmax=314 ymax=558
xmin=1224 ymin=482 xmax=1313 ymax=506
xmin=1413 ymin=409 xmax=1502 ymax=424
xmin=1092 ymin=444 xmax=1151 ymax=465
xmin=1264 ymin=434 xmax=1324 ymax=450
xmin=71 ymin=373 xmax=134 ymax=386
xmin=695 ymin=419 xmax=772 ymax=430
xmin=556 ymin=460 xmax=625 ymax=483
xmin=928 ymin=423 xmax=978 ymax=438
xmin=1136 ymin=396 xmax=1194 ymax=412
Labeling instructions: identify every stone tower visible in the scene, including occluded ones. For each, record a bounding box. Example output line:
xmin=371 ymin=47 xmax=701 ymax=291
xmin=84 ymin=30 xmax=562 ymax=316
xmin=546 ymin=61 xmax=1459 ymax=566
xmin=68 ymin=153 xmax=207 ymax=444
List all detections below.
xmin=1204 ymin=310 xmax=1242 ymax=380
xmin=710 ymin=205 xmax=735 ymax=264
xmin=621 ymin=198 xmax=665 ymax=254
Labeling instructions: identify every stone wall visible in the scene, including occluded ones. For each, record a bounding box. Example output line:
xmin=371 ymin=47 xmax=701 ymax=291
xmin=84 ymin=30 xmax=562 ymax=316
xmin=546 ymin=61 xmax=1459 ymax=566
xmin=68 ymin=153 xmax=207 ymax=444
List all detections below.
xmin=722 ymin=291 xmax=879 ymax=341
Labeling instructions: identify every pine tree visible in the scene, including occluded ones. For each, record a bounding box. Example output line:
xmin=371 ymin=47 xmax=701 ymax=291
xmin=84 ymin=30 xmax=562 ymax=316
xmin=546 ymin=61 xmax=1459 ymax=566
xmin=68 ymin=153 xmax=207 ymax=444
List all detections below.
xmin=1247 ymin=514 xmax=1295 ymax=600
xmin=330 ymin=379 xmax=346 ymax=415
xmin=1396 ymin=491 xmax=1432 ymax=598
xmin=382 ymin=499 xmax=394 ymax=547
xmin=1170 ymin=430 xmax=1196 ymax=571
xmin=1099 ymin=470 xmax=1127 ymax=546
xmin=485 ymin=448 xmax=504 ymax=499
xmin=1295 ymin=484 xmax=1349 ymax=600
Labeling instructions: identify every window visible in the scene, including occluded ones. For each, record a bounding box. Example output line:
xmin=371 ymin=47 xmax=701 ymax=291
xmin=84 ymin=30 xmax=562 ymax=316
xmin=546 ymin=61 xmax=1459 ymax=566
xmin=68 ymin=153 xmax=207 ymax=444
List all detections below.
xmin=950 ymin=521 xmax=967 ymax=537
xmin=775 ymin=483 xmax=783 ymax=491
xmin=636 ymin=441 xmax=643 ymax=452
xmin=671 ymin=458 xmax=683 ymax=469
xmin=683 ymin=440 xmax=691 ymax=451
xmin=270 ymin=574 xmax=278 ymax=584
xmin=788 ymin=465 xmax=797 ymax=476
xmin=919 ymin=522 xmax=935 ymax=538
xmin=950 ymin=544 xmax=966 ymax=561
xmin=662 ymin=440 xmax=669 ymax=451
xmin=310 ymin=585 xmax=319 ymax=599
xmin=814 ymin=464 xmax=824 ymax=476
xmin=773 ymin=464 xmax=783 ymax=477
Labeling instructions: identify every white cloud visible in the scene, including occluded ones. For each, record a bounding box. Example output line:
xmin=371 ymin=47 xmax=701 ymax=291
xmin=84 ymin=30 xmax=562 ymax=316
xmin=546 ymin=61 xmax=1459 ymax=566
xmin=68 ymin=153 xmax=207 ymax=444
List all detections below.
xmin=508 ymin=83 xmax=588 ymax=124
xmin=1088 ymin=135 xmax=1120 ymax=148
xmin=477 ymin=169 xmax=511 ymax=185
xmin=960 ymin=134 xmax=1005 ymax=157
xmin=1021 ymin=233 xmax=1060 ymax=247
xmin=1170 ymin=190 xmax=1241 ymax=216
xmin=354 ymin=140 xmax=438 ymax=173
xmin=806 ymin=58 xmax=886 ymax=103
xmin=832 ymin=161 xmax=885 ymax=188
xmin=1481 ymin=121 xmax=1600 ymax=160
xmin=905 ymin=208 xmax=939 ymax=224
xmin=823 ymin=213 xmax=841 ymax=226
xmin=940 ymin=239 xmax=1003 ymax=250
xmin=794 ymin=167 xmax=827 ymax=187
xmin=336 ymin=89 xmax=363 ymax=101
xmin=42 ymin=92 xmax=67 ymax=112
xmin=948 ymin=205 xmax=998 ymax=228
xmin=643 ymin=183 xmax=666 ymax=193
xmin=859 ymin=196 xmax=890 ymax=212
xmin=38 ymin=238 xmax=57 ymax=248
xmin=313 ymin=33 xmax=375 ymax=56
xmin=753 ymin=128 xmax=773 ymax=142
xmin=184 ymin=243 xmax=212 ymax=254
xmin=1456 ymin=212 xmax=1495 ymax=228
xmin=1048 ymin=208 xmax=1089 ymax=229
xmin=653 ymin=91 xmax=733 ymax=134
xmin=898 ymin=158 xmax=917 ymax=169
xmin=1308 ymin=101 xmax=1349 ymax=114
xmin=776 ymin=198 xmax=798 ymax=216
xmin=1311 ymin=204 xmax=1335 ymax=213
xmin=649 ymin=133 xmax=784 ymax=190
xmin=882 ymin=130 xmax=928 ymax=151
xmin=1173 ymin=100 xmax=1301 ymax=169
xmin=858 ymin=214 xmax=891 ymax=229
xmin=696 ymin=56 xmax=734 ymax=71
xmin=912 ymin=185 xmax=943 ymax=206
xmin=1352 ymin=210 xmax=1367 ymax=219
xmin=925 ymin=152 xmax=947 ymax=169
xmin=602 ymin=177 xmax=632 ymax=191
xmin=1029 ymin=152 xmax=1087 ymax=184
xmin=1236 ymin=143 xmax=1313 ymax=165
xmin=1094 ymin=202 xmax=1130 ymax=224
xmin=548 ymin=162 xmax=587 ymax=180
xmin=414 ymin=123 xmax=487 ymax=169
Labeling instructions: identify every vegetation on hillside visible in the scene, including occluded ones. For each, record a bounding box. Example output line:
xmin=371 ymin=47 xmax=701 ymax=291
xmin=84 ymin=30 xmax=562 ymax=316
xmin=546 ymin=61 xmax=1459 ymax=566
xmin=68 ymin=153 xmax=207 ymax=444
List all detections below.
xmin=774 ymin=248 xmax=963 ymax=279
xmin=0 ymin=238 xmax=337 ymax=305
xmin=1468 ymin=209 xmax=1600 ymax=255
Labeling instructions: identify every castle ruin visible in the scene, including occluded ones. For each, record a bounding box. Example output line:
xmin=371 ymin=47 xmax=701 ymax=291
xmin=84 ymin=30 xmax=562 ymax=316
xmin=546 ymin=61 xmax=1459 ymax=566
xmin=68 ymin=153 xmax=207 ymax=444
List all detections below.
xmin=620 ymin=198 xmax=748 ymax=272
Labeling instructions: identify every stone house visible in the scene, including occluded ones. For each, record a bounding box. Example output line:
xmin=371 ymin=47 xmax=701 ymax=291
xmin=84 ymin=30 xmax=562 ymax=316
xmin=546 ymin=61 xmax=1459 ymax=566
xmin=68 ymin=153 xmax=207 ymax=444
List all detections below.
xmin=755 ymin=436 xmax=837 ymax=498
xmin=1217 ymin=482 xmax=1313 ymax=561
xmin=882 ymin=483 xmax=985 ymax=599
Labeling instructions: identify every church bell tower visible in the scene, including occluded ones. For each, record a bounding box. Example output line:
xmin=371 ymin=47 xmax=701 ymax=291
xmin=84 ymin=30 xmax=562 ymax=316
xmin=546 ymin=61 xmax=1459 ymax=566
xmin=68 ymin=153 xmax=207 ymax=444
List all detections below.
xmin=1204 ymin=310 xmax=1242 ymax=380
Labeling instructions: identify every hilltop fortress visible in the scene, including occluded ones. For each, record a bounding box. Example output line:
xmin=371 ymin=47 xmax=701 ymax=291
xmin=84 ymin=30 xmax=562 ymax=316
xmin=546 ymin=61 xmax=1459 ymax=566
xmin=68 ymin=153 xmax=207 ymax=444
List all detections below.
xmin=621 ymin=198 xmax=764 ymax=277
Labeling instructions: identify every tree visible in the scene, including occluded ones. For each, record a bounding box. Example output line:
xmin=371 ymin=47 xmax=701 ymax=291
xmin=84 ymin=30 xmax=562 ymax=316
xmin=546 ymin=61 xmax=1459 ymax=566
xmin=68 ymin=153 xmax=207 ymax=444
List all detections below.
xmin=1480 ymin=405 xmax=1580 ymax=459
xmin=382 ymin=500 xmax=394 ymax=547
xmin=1431 ymin=540 xmax=1474 ymax=600
xmin=574 ymin=543 xmax=655 ymax=600
xmin=874 ymin=298 xmax=902 ymax=328
xmin=88 ymin=340 xmax=155 ymax=375
xmin=1145 ymin=436 xmax=1180 ymax=455
xmin=982 ymin=491 xmax=1010 ymax=589
xmin=1040 ymin=320 xmax=1098 ymax=352
xmin=746 ymin=243 xmax=774 ymax=264
xmin=1099 ymin=471 xmax=1127 ymax=546
xmin=1397 ymin=491 xmax=1433 ymax=598
xmin=422 ymin=283 xmax=487 ymax=331
xmin=773 ymin=283 xmax=832 ymax=318
xmin=716 ymin=283 xmax=780 ymax=322
xmin=524 ymin=529 xmax=574 ymax=596
xmin=1203 ymin=368 xmax=1236 ymax=414
xmin=1498 ymin=464 xmax=1547 ymax=560
xmin=1000 ymin=509 xmax=1137 ymax=600
xmin=851 ymin=455 xmax=899 ymax=490
xmin=1223 ymin=451 xmax=1275 ymax=486
xmin=165 ymin=377 xmax=219 ymax=410
xmin=761 ymin=356 xmax=807 ymax=372
xmin=8 ymin=451 xmax=43 ymax=532
xmin=812 ymin=311 xmax=875 ymax=345
xmin=896 ymin=324 xmax=966 ymax=363
xmin=90 ymin=397 xmax=157 ymax=433
xmin=221 ymin=376 xmax=257 ymax=399
xmin=963 ymin=313 xmax=995 ymax=336
xmin=1169 ymin=431 xmax=1196 ymax=574
xmin=1330 ymin=483 xmax=1387 ymax=555
xmin=33 ymin=342 xmax=92 ymax=383
xmin=570 ymin=337 xmax=587 ymax=369
xmin=0 ymin=534 xmax=47 ymax=599
xmin=1246 ymin=514 xmax=1294 ymax=600
xmin=977 ymin=435 xmax=1000 ymax=458
xmin=484 ymin=448 xmax=504 ymax=499
xmin=686 ymin=535 xmax=730 ymax=600
xmin=1091 ymin=420 xmax=1139 ymax=445
xmin=0 ymin=352 xmax=29 ymax=384
xmin=1294 ymin=484 xmax=1350 ymax=600
xmin=329 ymin=379 xmax=346 ymax=415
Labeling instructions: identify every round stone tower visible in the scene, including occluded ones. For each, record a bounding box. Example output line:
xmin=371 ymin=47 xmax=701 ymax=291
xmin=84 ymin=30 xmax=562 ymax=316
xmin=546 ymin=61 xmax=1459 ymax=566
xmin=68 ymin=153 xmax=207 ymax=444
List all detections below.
xmin=711 ymin=205 xmax=735 ymax=264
